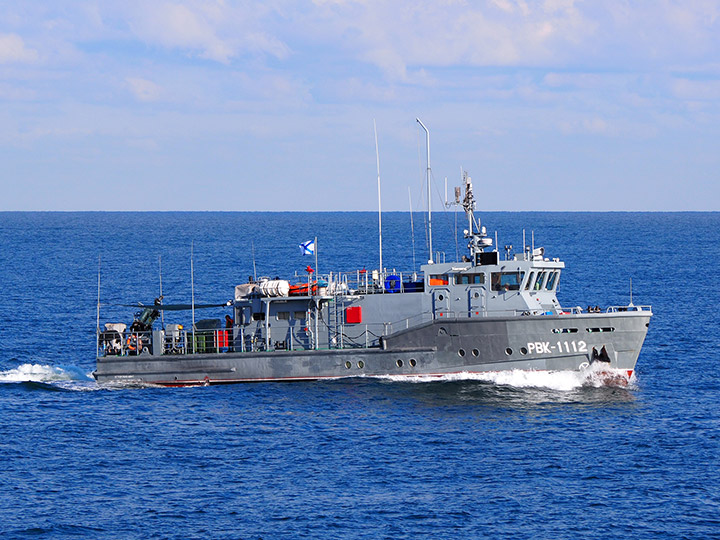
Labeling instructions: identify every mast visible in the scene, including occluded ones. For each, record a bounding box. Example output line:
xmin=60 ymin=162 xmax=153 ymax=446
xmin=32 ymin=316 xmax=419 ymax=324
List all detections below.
xmin=374 ymin=119 xmax=383 ymax=273
xmin=416 ymin=118 xmax=432 ymax=263
xmin=461 ymin=170 xmax=492 ymax=263
xmin=96 ymin=255 xmax=101 ymax=357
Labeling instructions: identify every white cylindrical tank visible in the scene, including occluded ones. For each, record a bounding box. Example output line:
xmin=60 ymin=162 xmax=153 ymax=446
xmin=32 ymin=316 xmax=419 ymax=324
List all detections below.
xmin=259 ymin=280 xmax=290 ymax=297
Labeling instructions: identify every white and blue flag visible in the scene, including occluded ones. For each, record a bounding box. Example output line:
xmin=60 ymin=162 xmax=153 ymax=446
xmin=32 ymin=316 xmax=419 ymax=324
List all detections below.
xmin=299 ymin=240 xmax=315 ymax=255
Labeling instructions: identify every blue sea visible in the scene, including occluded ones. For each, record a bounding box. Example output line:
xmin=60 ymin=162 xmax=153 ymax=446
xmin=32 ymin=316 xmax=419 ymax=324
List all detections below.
xmin=1 ymin=211 xmax=718 ymax=539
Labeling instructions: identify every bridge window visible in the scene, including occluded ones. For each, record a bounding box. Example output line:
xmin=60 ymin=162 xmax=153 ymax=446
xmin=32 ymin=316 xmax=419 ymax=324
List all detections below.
xmin=491 ymin=272 xmax=523 ymax=291
xmin=429 ymin=274 xmax=449 ymax=286
xmin=546 ymin=272 xmax=558 ymax=290
xmin=533 ymin=272 xmax=546 ymax=290
xmin=455 ymin=273 xmax=485 ymax=285
xmin=276 ymin=311 xmax=290 ymax=320
xmin=294 ymin=311 xmax=307 ymax=320
xmin=525 ymin=272 xmax=535 ymax=290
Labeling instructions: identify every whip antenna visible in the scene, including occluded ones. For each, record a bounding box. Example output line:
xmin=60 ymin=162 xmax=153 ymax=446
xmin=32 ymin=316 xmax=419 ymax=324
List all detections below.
xmin=374 ymin=119 xmax=383 ymax=273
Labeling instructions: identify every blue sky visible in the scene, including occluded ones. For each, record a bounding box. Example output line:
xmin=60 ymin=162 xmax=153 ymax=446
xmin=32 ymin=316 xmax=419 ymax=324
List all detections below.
xmin=1 ymin=1 xmax=718 ymax=211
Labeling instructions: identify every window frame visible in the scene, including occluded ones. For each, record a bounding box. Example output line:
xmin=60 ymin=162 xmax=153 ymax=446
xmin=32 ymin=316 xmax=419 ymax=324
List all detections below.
xmin=491 ymin=271 xmax=524 ymax=292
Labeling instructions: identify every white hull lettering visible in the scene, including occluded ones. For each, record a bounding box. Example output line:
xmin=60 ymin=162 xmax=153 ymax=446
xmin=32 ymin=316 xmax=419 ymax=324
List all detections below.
xmin=527 ymin=340 xmax=587 ymax=355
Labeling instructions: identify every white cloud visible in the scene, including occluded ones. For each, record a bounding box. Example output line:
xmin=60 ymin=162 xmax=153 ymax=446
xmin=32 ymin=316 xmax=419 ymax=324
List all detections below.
xmin=126 ymin=77 xmax=163 ymax=102
xmin=297 ymin=0 xmax=594 ymax=80
xmin=124 ymin=1 xmax=289 ymax=63
xmin=0 ymin=33 xmax=38 ymax=63
xmin=130 ymin=3 xmax=234 ymax=63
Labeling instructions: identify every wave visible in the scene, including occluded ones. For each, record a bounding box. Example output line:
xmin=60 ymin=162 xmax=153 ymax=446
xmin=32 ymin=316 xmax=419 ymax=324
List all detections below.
xmin=379 ymin=363 xmax=635 ymax=391
xmin=0 ymin=363 xmax=93 ymax=384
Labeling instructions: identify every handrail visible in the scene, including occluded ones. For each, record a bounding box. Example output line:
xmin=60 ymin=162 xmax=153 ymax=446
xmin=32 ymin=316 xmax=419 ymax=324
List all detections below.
xmin=98 ymin=302 xmax=653 ymax=359
xmin=286 ymin=268 xmax=425 ymax=296
xmin=605 ymin=305 xmax=652 ymax=313
xmin=558 ymin=305 xmax=652 ymax=315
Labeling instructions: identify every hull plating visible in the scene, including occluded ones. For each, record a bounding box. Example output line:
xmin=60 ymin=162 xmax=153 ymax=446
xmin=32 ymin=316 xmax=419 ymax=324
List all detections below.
xmin=94 ymin=313 xmax=650 ymax=386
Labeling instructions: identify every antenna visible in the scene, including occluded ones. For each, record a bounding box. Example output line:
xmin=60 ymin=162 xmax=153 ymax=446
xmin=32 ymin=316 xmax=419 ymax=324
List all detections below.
xmin=416 ymin=118 xmax=432 ymax=263
xmin=251 ymin=240 xmax=257 ymax=282
xmin=374 ymin=119 xmax=383 ymax=273
xmin=408 ymin=187 xmax=417 ymax=271
xmin=531 ymin=230 xmax=535 ymax=256
xmin=96 ymin=255 xmax=101 ymax=357
xmin=629 ymin=277 xmax=634 ymax=306
xmin=190 ymin=241 xmax=195 ymax=335
xmin=159 ymin=255 xmax=164 ymax=329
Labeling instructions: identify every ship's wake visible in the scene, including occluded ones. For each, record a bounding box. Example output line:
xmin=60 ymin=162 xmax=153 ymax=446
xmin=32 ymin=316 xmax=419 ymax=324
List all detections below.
xmin=0 ymin=363 xmax=96 ymax=391
xmin=380 ymin=363 xmax=635 ymax=391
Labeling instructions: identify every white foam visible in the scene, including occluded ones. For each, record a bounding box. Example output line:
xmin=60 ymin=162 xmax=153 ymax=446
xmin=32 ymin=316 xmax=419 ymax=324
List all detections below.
xmin=380 ymin=363 xmax=634 ymax=391
xmin=0 ymin=363 xmax=93 ymax=383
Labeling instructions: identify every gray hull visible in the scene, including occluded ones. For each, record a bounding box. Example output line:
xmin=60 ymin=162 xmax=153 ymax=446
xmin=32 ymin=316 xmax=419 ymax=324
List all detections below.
xmin=94 ymin=312 xmax=650 ymax=386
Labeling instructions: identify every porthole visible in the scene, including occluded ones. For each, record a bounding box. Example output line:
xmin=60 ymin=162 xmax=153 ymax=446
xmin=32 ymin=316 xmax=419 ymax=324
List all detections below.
xmin=438 ymin=294 xmax=444 ymax=301
xmin=472 ymin=349 xmax=479 ymax=357
xmin=345 ymin=361 xmax=351 ymax=369
xmin=458 ymin=349 xmax=466 ymax=357
xmin=474 ymin=292 xmax=480 ymax=298
xmin=396 ymin=359 xmax=404 ymax=368
xmin=409 ymin=358 xmax=417 ymax=367
xmin=505 ymin=347 xmax=513 ymax=356
xmin=520 ymin=347 xmax=528 ymax=355
xmin=357 ymin=360 xmax=365 ymax=369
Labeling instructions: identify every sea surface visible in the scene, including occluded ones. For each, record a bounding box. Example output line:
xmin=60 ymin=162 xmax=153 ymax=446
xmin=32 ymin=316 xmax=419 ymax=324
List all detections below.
xmin=0 ymin=211 xmax=718 ymax=539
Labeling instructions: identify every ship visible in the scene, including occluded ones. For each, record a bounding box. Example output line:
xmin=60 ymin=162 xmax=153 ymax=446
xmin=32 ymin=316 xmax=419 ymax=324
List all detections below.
xmin=93 ymin=165 xmax=652 ymax=386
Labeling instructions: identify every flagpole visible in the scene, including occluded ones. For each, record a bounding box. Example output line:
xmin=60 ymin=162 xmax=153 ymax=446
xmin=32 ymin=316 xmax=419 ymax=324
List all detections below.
xmin=314 ymin=236 xmax=318 ymax=280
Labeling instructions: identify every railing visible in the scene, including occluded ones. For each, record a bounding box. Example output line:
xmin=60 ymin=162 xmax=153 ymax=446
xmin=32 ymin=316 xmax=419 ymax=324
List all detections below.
xmin=334 ymin=311 xmax=434 ymax=348
xmin=98 ymin=329 xmax=153 ymax=357
xmin=557 ymin=305 xmax=652 ymax=315
xmin=287 ymin=269 xmax=425 ymax=297
xmin=605 ymin=305 xmax=652 ymax=313
xmin=99 ymin=328 xmax=233 ymax=357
